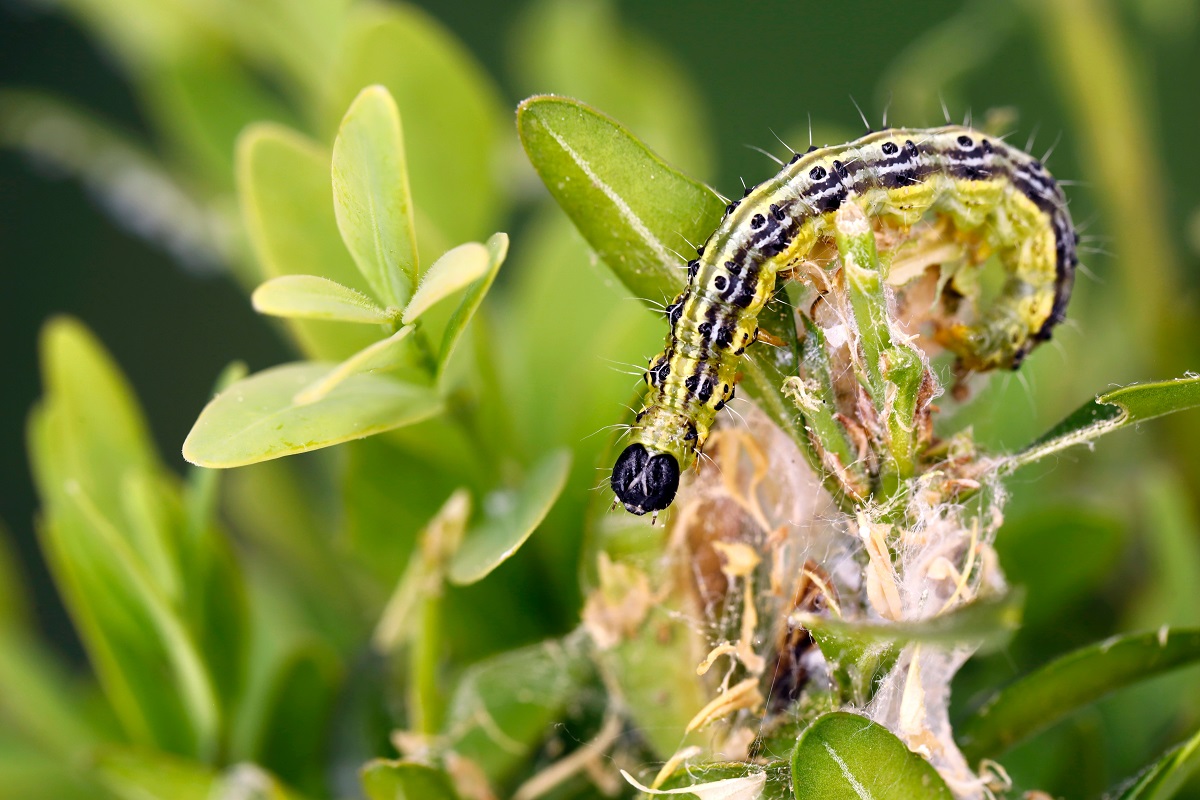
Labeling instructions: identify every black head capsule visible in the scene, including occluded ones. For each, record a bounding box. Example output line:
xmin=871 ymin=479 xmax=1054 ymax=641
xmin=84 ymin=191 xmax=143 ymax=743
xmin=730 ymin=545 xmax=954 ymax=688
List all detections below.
xmin=611 ymin=443 xmax=680 ymax=515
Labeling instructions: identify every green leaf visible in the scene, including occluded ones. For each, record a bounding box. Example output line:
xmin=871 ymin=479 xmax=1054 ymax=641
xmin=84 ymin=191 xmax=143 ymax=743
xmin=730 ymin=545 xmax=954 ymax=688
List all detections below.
xmin=444 ymin=637 xmax=590 ymax=782
xmin=956 ymin=628 xmax=1200 ymax=763
xmin=645 ymin=762 xmax=792 ymax=800
xmin=402 ymin=242 xmax=490 ymax=324
xmin=1007 ymin=376 xmax=1200 ymax=471
xmin=293 ymin=327 xmax=417 ymax=405
xmin=448 ymin=449 xmax=572 ymax=585
xmin=360 ymin=760 xmax=458 ymax=800
xmin=183 ymin=362 xmax=442 ymax=468
xmin=252 ymin=276 xmax=392 ymax=325
xmin=802 ymin=591 xmax=1024 ymax=657
xmin=328 ymin=3 xmax=505 ymax=245
xmin=1111 ymin=725 xmax=1200 ymax=800
xmin=253 ymin=643 xmax=341 ymax=796
xmin=94 ymin=746 xmax=216 ymax=800
xmin=236 ymin=123 xmax=379 ymax=360
xmin=331 ymin=85 xmax=417 ymax=309
xmin=516 ymin=95 xmax=726 ymax=305
xmin=95 ymin=747 xmax=303 ymax=800
xmin=437 ymin=232 xmax=508 ymax=376
xmin=790 ymin=712 xmax=953 ymax=799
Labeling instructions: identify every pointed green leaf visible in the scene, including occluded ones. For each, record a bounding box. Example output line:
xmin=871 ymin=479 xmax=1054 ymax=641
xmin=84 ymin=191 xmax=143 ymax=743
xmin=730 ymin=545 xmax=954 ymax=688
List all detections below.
xmin=254 ymin=643 xmax=341 ymax=796
xmin=956 ymin=628 xmax=1200 ymax=762
xmin=95 ymin=748 xmax=303 ymax=800
xmin=444 ymin=637 xmax=591 ymax=782
xmin=252 ymin=276 xmax=392 ymax=325
xmin=236 ymin=123 xmax=379 ymax=360
xmin=1007 ymin=376 xmax=1200 ymax=471
xmin=438 ymin=232 xmax=508 ymax=376
xmin=1111 ymin=725 xmax=1200 ymax=800
xmin=516 ymin=95 xmax=726 ymax=305
xmin=293 ymin=327 xmax=417 ymax=405
xmin=791 ymin=712 xmax=953 ymax=799
xmin=332 ymin=86 xmax=417 ymax=308
xmin=329 ymin=4 xmax=505 ymax=244
xmin=402 ymin=242 xmax=490 ymax=324
xmin=803 ymin=591 xmax=1024 ymax=657
xmin=361 ymin=760 xmax=457 ymax=800
xmin=183 ymin=362 xmax=442 ymax=468
xmin=448 ymin=449 xmax=572 ymax=585
xmin=94 ymin=747 xmax=217 ymax=800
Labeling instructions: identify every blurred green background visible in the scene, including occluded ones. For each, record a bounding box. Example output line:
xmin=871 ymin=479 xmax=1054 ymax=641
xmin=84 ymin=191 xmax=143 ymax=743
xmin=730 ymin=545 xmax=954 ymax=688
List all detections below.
xmin=2 ymin=0 xmax=1199 ymax=796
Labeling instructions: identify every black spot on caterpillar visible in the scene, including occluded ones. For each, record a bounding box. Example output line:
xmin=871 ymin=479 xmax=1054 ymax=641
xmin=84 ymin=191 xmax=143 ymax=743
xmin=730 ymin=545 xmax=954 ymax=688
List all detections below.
xmin=611 ymin=125 xmax=1077 ymax=516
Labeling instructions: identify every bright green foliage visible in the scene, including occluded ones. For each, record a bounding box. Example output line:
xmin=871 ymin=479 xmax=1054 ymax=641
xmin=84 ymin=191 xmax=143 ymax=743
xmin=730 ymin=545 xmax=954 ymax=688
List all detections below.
xmin=448 ymin=448 xmax=573 ymax=585
xmin=957 ymin=628 xmax=1200 ymax=762
xmin=360 ymin=760 xmax=458 ymax=800
xmin=252 ymin=276 xmax=393 ymax=325
xmin=1113 ymin=726 xmax=1200 ymax=800
xmin=332 ymin=85 xmax=418 ymax=310
xmin=791 ymin=713 xmax=953 ymax=799
xmin=8 ymin=1 xmax=1200 ymax=800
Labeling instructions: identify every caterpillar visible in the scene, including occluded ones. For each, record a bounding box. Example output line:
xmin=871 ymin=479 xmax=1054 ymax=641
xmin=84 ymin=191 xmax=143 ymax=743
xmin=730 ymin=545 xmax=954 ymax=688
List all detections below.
xmin=610 ymin=124 xmax=1078 ymax=516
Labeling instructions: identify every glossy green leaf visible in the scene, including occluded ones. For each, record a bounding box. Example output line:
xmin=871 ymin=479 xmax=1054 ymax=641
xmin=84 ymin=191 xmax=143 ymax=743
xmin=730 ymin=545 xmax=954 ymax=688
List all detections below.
xmin=517 ymin=95 xmax=726 ymax=305
xmin=28 ymin=319 xmax=201 ymax=753
xmin=437 ymin=232 xmax=508 ymax=376
xmin=1007 ymin=376 xmax=1200 ymax=471
xmin=94 ymin=747 xmax=216 ymax=800
xmin=448 ymin=449 xmax=572 ymax=585
xmin=332 ymin=85 xmax=417 ymax=308
xmin=1111 ymin=725 xmax=1200 ymax=800
xmin=791 ymin=712 xmax=953 ymax=799
xmin=293 ymin=327 xmax=416 ymax=405
xmin=361 ymin=760 xmax=457 ymax=800
xmin=236 ymin=123 xmax=379 ymax=360
xmin=183 ymin=362 xmax=441 ymax=468
xmin=95 ymin=747 xmax=302 ymax=800
xmin=802 ymin=591 xmax=1024 ymax=657
xmin=252 ymin=276 xmax=392 ymax=325
xmin=328 ymin=3 xmax=505 ymax=244
xmin=956 ymin=628 xmax=1200 ymax=762
xmin=253 ymin=643 xmax=341 ymax=796
xmin=444 ymin=637 xmax=590 ymax=782
xmin=402 ymin=242 xmax=490 ymax=324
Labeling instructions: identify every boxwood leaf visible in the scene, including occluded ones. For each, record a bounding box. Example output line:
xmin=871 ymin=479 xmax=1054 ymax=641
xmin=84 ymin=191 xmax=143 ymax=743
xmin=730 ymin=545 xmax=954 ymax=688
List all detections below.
xmin=1006 ymin=376 xmax=1200 ymax=472
xmin=328 ymin=3 xmax=505 ymax=244
xmin=293 ymin=327 xmax=417 ymax=405
xmin=791 ymin=712 xmax=953 ymax=799
xmin=332 ymin=85 xmax=417 ymax=309
xmin=236 ymin=123 xmax=379 ymax=360
xmin=956 ymin=627 xmax=1200 ymax=762
xmin=360 ymin=760 xmax=457 ymax=800
xmin=516 ymin=94 xmax=726 ymax=305
xmin=402 ymin=241 xmax=490 ymax=324
xmin=1110 ymin=724 xmax=1200 ymax=800
xmin=448 ymin=449 xmax=572 ymax=585
xmin=252 ymin=276 xmax=392 ymax=325
xmin=183 ymin=362 xmax=441 ymax=468
xmin=444 ymin=637 xmax=590 ymax=782
xmin=437 ymin=232 xmax=508 ymax=377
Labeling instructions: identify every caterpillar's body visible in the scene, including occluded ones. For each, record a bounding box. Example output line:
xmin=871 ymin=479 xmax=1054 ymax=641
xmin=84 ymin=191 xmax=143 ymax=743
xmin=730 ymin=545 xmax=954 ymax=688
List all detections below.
xmin=611 ymin=125 xmax=1078 ymax=515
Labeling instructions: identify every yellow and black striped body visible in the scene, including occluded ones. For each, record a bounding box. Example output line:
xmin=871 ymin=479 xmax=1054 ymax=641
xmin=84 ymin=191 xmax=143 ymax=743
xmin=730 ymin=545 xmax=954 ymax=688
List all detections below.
xmin=611 ymin=126 xmax=1076 ymax=515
